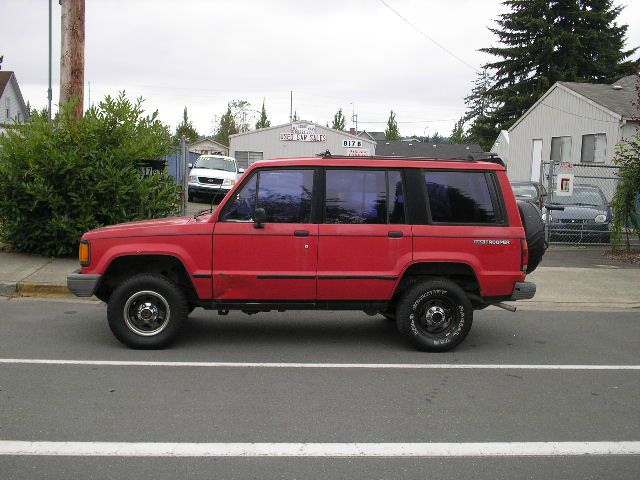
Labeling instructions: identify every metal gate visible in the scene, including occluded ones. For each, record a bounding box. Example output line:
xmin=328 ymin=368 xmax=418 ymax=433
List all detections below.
xmin=540 ymin=161 xmax=620 ymax=245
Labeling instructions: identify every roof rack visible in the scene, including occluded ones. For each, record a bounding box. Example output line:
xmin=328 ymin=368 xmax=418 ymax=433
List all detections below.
xmin=318 ymin=150 xmax=505 ymax=166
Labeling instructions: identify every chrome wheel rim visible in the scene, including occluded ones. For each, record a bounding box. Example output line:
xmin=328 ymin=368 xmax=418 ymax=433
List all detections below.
xmin=123 ymin=291 xmax=171 ymax=336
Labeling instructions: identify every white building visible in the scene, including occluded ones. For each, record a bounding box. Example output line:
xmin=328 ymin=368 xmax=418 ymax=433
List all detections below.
xmin=492 ymin=75 xmax=639 ymax=183
xmin=0 ymin=71 xmax=29 ymax=134
xmin=229 ymin=121 xmax=376 ymax=169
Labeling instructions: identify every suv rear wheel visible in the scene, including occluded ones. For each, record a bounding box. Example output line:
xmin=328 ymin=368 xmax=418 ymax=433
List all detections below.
xmin=396 ymin=279 xmax=473 ymax=352
xmin=107 ymin=274 xmax=187 ymax=349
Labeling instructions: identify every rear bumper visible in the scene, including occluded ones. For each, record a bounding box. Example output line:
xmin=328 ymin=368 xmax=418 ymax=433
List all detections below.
xmin=66 ymin=270 xmax=101 ymax=297
xmin=511 ymin=281 xmax=536 ymax=301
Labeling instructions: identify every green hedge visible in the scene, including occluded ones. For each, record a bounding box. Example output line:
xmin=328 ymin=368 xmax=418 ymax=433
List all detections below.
xmin=0 ymin=93 xmax=181 ymax=257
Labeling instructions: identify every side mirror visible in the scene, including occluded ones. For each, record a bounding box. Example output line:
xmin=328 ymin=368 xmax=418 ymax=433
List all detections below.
xmin=238 ymin=168 xmax=245 ymax=174
xmin=254 ymin=208 xmax=266 ymax=229
xmin=188 ymin=163 xmax=193 ymax=169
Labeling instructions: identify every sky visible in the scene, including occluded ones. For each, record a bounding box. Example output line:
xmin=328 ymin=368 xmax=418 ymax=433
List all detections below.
xmin=2 ymin=0 xmax=639 ymax=138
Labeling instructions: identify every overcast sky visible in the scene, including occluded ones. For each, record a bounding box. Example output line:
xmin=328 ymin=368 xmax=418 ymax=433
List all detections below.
xmin=2 ymin=0 xmax=639 ymax=138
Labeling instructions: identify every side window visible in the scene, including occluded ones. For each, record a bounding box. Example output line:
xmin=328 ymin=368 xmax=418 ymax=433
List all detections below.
xmin=325 ymin=170 xmax=386 ymax=224
xmin=257 ymin=170 xmax=314 ymax=223
xmin=425 ymin=171 xmax=497 ymax=224
xmin=220 ymin=173 xmax=257 ymax=222
xmin=388 ymin=170 xmax=405 ymax=224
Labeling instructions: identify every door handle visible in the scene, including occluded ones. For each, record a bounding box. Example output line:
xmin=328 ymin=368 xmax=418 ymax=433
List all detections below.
xmin=294 ymin=230 xmax=310 ymax=237
xmin=388 ymin=231 xmax=403 ymax=238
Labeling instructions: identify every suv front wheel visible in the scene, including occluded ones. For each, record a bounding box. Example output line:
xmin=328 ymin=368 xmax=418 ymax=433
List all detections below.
xmin=107 ymin=274 xmax=187 ymax=349
xmin=396 ymin=279 xmax=473 ymax=352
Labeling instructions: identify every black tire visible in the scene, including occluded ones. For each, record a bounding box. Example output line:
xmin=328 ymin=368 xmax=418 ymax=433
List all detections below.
xmin=107 ymin=274 xmax=187 ymax=349
xmin=188 ymin=304 xmax=196 ymax=314
xmin=188 ymin=192 xmax=194 ymax=202
xmin=396 ymin=279 xmax=473 ymax=352
xmin=518 ymin=201 xmax=546 ymax=274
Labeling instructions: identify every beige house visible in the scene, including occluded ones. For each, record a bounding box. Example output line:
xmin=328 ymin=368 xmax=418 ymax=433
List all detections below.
xmin=492 ymin=75 xmax=639 ymax=183
xmin=188 ymin=137 xmax=229 ymax=156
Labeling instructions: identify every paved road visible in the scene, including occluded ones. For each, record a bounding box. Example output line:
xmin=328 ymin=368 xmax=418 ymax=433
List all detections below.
xmin=0 ymin=297 xmax=639 ymax=479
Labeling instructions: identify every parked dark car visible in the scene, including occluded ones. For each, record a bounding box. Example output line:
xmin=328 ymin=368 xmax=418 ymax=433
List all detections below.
xmin=543 ymin=184 xmax=611 ymax=244
xmin=511 ymin=181 xmax=547 ymax=210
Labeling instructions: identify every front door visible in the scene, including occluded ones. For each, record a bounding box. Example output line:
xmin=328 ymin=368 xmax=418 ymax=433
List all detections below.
xmin=213 ymin=168 xmax=317 ymax=301
xmin=317 ymin=169 xmax=412 ymax=301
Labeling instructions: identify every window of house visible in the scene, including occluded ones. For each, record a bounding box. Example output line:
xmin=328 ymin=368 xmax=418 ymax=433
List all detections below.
xmin=325 ymin=170 xmax=387 ymax=224
xmin=581 ymin=133 xmax=606 ymax=163
xmin=234 ymin=151 xmax=263 ymax=170
xmin=550 ymin=136 xmax=572 ymax=163
xmin=425 ymin=171 xmax=497 ymax=224
xmin=221 ymin=169 xmax=313 ymax=223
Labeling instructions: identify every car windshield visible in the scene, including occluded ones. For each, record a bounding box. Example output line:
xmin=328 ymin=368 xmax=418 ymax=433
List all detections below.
xmin=551 ymin=188 xmax=605 ymax=207
xmin=194 ymin=156 xmax=236 ymax=172
xmin=511 ymin=184 xmax=538 ymax=198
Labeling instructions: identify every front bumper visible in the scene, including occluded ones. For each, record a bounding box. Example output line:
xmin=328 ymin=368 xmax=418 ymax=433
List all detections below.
xmin=67 ymin=269 xmax=101 ymax=297
xmin=188 ymin=183 xmax=232 ymax=195
xmin=511 ymin=282 xmax=536 ymax=301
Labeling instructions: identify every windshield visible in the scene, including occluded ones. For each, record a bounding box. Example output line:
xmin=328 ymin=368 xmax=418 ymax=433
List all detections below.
xmin=194 ymin=156 xmax=236 ymax=172
xmin=511 ymin=184 xmax=538 ymax=199
xmin=551 ymin=188 xmax=605 ymax=207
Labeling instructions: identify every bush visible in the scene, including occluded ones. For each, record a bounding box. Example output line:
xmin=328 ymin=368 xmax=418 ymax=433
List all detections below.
xmin=0 ymin=93 xmax=181 ymax=257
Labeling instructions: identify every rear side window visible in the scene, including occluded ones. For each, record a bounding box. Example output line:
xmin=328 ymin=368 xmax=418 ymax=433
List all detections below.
xmin=425 ymin=171 xmax=497 ymax=224
xmin=388 ymin=170 xmax=405 ymax=224
xmin=221 ymin=169 xmax=313 ymax=223
xmin=325 ymin=170 xmax=387 ymax=224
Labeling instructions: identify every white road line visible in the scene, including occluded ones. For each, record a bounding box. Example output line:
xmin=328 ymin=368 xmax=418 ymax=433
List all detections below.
xmin=0 ymin=358 xmax=639 ymax=370
xmin=1 ymin=441 xmax=639 ymax=457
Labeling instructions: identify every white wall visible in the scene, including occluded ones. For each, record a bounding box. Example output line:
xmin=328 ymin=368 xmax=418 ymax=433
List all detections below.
xmin=229 ymin=123 xmax=376 ymax=164
xmin=506 ymin=85 xmax=622 ymax=182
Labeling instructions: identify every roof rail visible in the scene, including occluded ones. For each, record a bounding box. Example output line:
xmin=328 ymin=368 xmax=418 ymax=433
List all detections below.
xmin=314 ymin=151 xmax=503 ymax=164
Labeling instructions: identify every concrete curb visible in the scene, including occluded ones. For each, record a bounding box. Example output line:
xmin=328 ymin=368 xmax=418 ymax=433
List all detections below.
xmin=0 ymin=281 xmax=18 ymax=296
xmin=8 ymin=282 xmax=72 ymax=298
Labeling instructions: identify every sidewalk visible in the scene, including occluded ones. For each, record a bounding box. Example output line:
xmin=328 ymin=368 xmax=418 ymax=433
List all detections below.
xmin=0 ymin=247 xmax=639 ymax=309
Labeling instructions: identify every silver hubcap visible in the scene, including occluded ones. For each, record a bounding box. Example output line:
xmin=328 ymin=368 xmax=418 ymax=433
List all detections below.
xmin=425 ymin=306 xmax=447 ymax=328
xmin=124 ymin=291 xmax=171 ymax=336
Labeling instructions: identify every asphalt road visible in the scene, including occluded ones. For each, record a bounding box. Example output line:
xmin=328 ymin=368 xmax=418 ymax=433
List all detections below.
xmin=0 ymin=297 xmax=639 ymax=479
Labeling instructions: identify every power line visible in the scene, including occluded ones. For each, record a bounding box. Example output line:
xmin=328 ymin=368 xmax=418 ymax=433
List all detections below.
xmin=378 ymin=0 xmax=479 ymax=73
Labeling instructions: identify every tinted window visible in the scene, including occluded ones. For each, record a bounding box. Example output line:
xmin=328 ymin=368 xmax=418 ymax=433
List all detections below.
xmin=325 ymin=170 xmax=386 ymax=224
xmin=388 ymin=170 xmax=405 ymax=224
xmin=425 ymin=171 xmax=497 ymax=223
xmin=221 ymin=173 xmax=257 ymax=221
xmin=257 ymin=170 xmax=314 ymax=223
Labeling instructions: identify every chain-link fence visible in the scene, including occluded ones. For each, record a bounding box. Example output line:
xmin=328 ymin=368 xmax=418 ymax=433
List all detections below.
xmin=164 ymin=138 xmax=201 ymax=215
xmin=540 ymin=161 xmax=620 ymax=245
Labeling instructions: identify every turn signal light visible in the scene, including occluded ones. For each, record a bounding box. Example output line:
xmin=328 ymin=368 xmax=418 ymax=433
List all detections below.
xmin=79 ymin=241 xmax=91 ymax=266
xmin=521 ymin=239 xmax=529 ymax=273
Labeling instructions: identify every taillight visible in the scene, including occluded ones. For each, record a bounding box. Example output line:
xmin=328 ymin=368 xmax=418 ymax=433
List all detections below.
xmin=521 ymin=238 xmax=529 ymax=273
xmin=79 ymin=241 xmax=91 ymax=267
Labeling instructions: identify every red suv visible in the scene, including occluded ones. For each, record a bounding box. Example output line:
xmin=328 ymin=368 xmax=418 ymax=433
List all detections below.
xmin=67 ymin=157 xmax=544 ymax=352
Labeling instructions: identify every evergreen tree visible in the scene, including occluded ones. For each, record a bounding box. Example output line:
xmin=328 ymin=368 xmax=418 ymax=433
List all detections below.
xmin=214 ymin=104 xmax=238 ymax=147
xmin=450 ymin=118 xmax=466 ymax=144
xmin=331 ymin=108 xmax=346 ymax=131
xmin=174 ymin=107 xmax=199 ymax=143
xmin=255 ymin=100 xmax=271 ymax=129
xmin=473 ymin=0 xmax=636 ymax=147
xmin=385 ymin=110 xmax=400 ymax=140
xmin=292 ymin=111 xmax=300 ymax=122
xmin=430 ymin=132 xmax=444 ymax=144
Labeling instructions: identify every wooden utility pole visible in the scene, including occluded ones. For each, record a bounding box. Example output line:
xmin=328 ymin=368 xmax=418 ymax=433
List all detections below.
xmin=59 ymin=0 xmax=85 ymax=119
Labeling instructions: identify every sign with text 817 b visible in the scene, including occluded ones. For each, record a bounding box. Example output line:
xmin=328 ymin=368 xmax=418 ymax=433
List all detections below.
xmin=342 ymin=139 xmax=363 ymax=148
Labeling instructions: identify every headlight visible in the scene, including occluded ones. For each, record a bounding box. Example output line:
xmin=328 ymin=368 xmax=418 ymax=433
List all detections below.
xmin=188 ymin=175 xmax=198 ymax=182
xmin=594 ymin=214 xmax=607 ymax=223
xmin=222 ymin=178 xmax=236 ymax=187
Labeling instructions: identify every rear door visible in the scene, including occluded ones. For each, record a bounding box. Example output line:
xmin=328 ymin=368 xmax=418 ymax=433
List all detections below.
xmin=213 ymin=168 xmax=318 ymax=301
xmin=317 ymin=169 xmax=412 ymax=301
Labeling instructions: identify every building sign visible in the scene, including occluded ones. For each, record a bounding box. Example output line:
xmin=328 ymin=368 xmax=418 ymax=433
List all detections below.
xmin=555 ymin=173 xmax=574 ymax=196
xmin=280 ymin=123 xmax=326 ymax=142
xmin=342 ymin=139 xmax=363 ymax=148
xmin=346 ymin=148 xmax=370 ymax=157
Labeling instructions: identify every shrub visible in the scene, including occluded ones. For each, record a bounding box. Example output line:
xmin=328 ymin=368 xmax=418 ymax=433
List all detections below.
xmin=0 ymin=93 xmax=181 ymax=256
